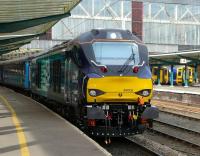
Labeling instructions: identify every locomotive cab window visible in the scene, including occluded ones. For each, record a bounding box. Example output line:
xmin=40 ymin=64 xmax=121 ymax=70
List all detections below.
xmin=92 ymin=42 xmax=140 ymax=65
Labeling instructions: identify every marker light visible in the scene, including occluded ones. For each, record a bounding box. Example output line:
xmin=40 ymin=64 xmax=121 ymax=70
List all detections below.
xmin=100 ymin=66 xmax=108 ymax=73
xmin=133 ymin=66 xmax=139 ymax=73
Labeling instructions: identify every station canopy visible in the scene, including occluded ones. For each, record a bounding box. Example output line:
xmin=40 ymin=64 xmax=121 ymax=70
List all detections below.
xmin=0 ymin=0 xmax=81 ymax=55
xmin=149 ymin=50 xmax=200 ymax=66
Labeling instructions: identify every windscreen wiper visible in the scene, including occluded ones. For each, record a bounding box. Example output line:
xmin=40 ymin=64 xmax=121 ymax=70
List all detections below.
xmin=118 ymin=48 xmax=135 ymax=73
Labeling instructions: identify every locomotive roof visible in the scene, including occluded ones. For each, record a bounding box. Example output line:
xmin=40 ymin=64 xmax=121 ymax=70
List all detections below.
xmin=72 ymin=29 xmax=143 ymax=44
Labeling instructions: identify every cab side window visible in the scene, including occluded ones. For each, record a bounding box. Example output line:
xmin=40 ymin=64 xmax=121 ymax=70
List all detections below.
xmin=72 ymin=46 xmax=83 ymax=67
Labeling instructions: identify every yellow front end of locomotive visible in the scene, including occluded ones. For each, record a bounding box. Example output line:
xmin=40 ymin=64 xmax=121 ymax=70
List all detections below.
xmin=87 ymin=76 xmax=153 ymax=103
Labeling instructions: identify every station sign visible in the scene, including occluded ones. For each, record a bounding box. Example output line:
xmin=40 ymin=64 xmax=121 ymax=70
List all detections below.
xmin=180 ymin=59 xmax=187 ymax=64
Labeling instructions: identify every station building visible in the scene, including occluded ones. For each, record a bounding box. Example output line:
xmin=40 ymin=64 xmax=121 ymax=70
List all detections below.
xmin=13 ymin=0 xmax=200 ymax=85
xmin=37 ymin=0 xmax=200 ymax=54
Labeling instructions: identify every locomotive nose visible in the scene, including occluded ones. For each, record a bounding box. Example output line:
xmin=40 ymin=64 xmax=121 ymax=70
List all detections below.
xmin=87 ymin=76 xmax=152 ymax=103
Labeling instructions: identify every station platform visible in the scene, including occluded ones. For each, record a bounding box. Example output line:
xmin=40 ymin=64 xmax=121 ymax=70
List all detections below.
xmin=154 ymin=85 xmax=200 ymax=95
xmin=0 ymin=87 xmax=109 ymax=156
xmin=153 ymin=85 xmax=200 ymax=106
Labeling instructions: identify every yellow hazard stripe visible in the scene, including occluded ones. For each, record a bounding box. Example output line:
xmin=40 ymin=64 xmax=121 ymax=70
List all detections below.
xmin=0 ymin=95 xmax=30 ymax=156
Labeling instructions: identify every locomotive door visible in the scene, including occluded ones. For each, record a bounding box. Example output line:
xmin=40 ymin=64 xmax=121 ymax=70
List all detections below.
xmin=65 ymin=58 xmax=79 ymax=105
xmin=64 ymin=58 xmax=70 ymax=103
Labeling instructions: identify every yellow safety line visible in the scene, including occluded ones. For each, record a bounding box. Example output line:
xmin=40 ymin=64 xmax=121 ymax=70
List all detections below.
xmin=0 ymin=95 xmax=30 ymax=156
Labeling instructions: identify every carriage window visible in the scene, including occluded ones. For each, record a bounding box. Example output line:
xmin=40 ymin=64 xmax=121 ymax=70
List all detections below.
xmin=189 ymin=69 xmax=192 ymax=76
xmin=178 ymin=69 xmax=182 ymax=76
xmin=153 ymin=68 xmax=158 ymax=75
xmin=164 ymin=69 xmax=168 ymax=75
xmin=92 ymin=42 xmax=140 ymax=65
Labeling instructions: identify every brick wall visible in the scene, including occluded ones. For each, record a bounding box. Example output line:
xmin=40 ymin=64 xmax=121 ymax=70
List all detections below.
xmin=132 ymin=1 xmax=143 ymax=40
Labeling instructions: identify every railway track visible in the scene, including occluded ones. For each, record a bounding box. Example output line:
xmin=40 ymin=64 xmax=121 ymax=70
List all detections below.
xmin=146 ymin=105 xmax=200 ymax=156
xmin=96 ymin=137 xmax=157 ymax=156
xmin=152 ymin=120 xmax=200 ymax=147
xmin=155 ymin=111 xmax=200 ymax=133
xmin=143 ymin=130 xmax=200 ymax=156
xmin=152 ymin=99 xmax=200 ymax=119
xmin=126 ymin=110 xmax=200 ymax=155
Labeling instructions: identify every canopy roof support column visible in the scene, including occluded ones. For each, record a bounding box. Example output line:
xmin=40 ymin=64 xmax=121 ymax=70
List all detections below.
xmin=184 ymin=65 xmax=188 ymax=87
xmin=170 ymin=65 xmax=174 ymax=87
xmin=157 ymin=66 xmax=161 ymax=86
xmin=194 ymin=64 xmax=199 ymax=83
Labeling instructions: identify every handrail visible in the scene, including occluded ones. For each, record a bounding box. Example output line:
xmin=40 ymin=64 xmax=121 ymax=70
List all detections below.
xmin=91 ymin=60 xmax=107 ymax=68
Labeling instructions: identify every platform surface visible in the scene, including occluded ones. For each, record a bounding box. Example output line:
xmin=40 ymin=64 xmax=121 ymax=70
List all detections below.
xmin=0 ymin=87 xmax=109 ymax=156
xmin=154 ymin=85 xmax=200 ymax=95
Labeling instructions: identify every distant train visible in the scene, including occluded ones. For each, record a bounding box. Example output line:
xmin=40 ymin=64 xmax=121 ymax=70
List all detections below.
xmin=151 ymin=66 xmax=194 ymax=85
xmin=152 ymin=67 xmax=169 ymax=84
xmin=0 ymin=29 xmax=158 ymax=142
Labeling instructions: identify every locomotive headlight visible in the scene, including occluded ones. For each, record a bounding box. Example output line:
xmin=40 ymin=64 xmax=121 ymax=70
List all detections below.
xmin=89 ymin=90 xmax=97 ymax=97
xmin=142 ymin=90 xmax=150 ymax=96
xmin=89 ymin=89 xmax=105 ymax=97
xmin=135 ymin=89 xmax=151 ymax=97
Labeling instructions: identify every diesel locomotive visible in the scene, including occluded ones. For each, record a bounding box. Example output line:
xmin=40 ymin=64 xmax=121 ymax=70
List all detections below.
xmin=0 ymin=29 xmax=159 ymax=141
